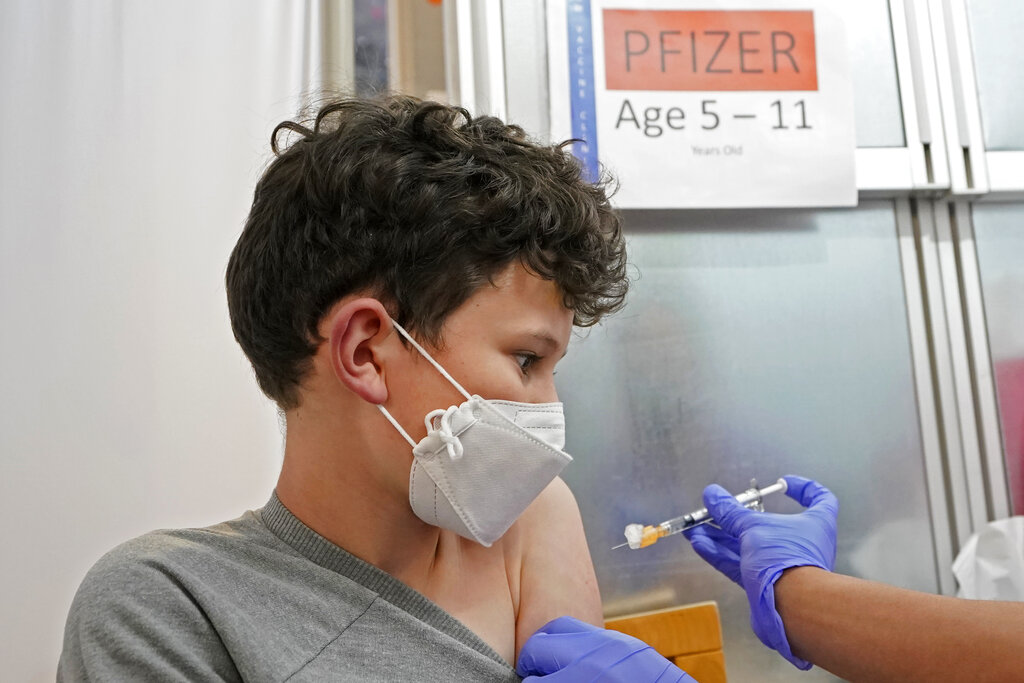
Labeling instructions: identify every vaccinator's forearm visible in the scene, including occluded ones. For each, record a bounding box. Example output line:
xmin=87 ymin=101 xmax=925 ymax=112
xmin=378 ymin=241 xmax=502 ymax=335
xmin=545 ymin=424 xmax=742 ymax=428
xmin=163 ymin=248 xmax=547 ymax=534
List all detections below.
xmin=775 ymin=567 xmax=1024 ymax=682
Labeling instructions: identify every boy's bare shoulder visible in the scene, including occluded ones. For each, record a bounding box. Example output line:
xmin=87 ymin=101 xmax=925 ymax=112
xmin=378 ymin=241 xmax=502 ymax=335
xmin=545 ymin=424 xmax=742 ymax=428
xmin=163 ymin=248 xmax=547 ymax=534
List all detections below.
xmin=512 ymin=478 xmax=604 ymax=657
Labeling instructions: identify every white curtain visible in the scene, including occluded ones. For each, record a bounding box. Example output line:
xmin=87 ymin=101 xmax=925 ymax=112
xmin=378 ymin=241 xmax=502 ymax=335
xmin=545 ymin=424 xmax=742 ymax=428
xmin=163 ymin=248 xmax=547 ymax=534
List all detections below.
xmin=0 ymin=2 xmax=351 ymax=680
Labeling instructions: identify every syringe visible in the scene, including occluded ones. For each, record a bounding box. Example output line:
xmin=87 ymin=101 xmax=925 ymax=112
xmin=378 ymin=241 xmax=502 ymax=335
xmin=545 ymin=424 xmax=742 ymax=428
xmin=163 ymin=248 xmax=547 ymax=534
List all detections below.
xmin=612 ymin=478 xmax=788 ymax=550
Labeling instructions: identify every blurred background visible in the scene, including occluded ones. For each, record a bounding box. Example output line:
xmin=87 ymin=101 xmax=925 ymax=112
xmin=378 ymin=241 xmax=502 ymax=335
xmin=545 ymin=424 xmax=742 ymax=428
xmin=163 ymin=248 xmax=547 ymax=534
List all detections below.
xmin=1 ymin=1 xmax=1022 ymax=681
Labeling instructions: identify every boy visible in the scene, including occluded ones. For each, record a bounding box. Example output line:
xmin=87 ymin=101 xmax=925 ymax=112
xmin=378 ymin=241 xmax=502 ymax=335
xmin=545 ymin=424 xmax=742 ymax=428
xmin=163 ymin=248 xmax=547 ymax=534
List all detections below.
xmin=59 ymin=95 xmax=628 ymax=681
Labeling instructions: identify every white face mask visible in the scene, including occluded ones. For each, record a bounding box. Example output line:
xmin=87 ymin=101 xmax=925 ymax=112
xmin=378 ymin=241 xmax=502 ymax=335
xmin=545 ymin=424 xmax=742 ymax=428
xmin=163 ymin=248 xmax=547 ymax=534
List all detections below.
xmin=377 ymin=319 xmax=573 ymax=547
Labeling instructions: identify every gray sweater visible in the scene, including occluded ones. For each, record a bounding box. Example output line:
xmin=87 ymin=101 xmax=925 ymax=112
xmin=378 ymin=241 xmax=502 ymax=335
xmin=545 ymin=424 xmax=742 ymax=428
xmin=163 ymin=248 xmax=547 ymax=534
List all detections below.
xmin=58 ymin=493 xmax=521 ymax=682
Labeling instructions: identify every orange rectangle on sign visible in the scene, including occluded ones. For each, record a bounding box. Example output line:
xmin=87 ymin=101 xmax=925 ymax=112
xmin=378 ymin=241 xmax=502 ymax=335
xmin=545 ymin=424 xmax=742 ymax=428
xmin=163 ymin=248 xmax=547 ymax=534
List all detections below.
xmin=603 ymin=10 xmax=817 ymax=91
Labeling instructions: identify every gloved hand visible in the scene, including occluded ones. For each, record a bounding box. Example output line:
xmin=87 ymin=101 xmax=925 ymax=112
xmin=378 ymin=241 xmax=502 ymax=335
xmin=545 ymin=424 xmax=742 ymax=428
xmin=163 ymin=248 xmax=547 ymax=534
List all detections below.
xmin=684 ymin=475 xmax=838 ymax=670
xmin=516 ymin=616 xmax=696 ymax=682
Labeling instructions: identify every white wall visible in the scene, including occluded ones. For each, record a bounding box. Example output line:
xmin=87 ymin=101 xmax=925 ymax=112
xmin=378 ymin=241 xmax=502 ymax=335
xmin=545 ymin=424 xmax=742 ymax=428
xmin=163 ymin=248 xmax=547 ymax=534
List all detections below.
xmin=0 ymin=2 xmax=339 ymax=679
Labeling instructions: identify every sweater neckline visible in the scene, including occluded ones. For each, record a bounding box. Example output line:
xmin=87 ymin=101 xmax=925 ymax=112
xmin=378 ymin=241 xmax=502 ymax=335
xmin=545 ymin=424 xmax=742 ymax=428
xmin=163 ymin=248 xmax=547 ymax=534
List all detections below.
xmin=258 ymin=491 xmax=513 ymax=670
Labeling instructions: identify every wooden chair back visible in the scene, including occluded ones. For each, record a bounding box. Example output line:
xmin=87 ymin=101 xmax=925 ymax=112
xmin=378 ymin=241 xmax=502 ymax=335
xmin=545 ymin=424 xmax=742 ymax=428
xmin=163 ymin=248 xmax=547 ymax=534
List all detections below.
xmin=605 ymin=601 xmax=727 ymax=683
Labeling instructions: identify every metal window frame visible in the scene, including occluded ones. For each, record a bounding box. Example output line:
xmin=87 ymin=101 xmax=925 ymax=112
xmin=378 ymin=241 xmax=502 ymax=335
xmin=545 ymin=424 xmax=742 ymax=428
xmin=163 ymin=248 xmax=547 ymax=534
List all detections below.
xmin=924 ymin=0 xmax=1019 ymax=519
xmin=503 ymin=0 xmax=551 ymax=141
xmin=443 ymin=0 xmax=507 ymax=119
xmin=857 ymin=0 xmax=951 ymax=195
xmin=932 ymin=0 xmax=1024 ymax=196
xmin=895 ymin=196 xmax=1013 ymax=591
xmin=949 ymin=201 xmax=1013 ymax=519
xmin=290 ymin=0 xmax=356 ymax=101
xmin=985 ymin=154 xmax=1024 ymax=197
xmin=897 ymin=198 xmax=960 ymax=595
xmin=927 ymin=0 xmax=993 ymax=195
xmin=930 ymin=201 xmax=990 ymax=533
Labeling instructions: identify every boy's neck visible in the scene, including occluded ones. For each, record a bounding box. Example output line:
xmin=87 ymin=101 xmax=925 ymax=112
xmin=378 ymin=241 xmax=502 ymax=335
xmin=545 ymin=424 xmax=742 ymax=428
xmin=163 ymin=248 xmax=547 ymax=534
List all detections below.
xmin=274 ymin=402 xmax=450 ymax=587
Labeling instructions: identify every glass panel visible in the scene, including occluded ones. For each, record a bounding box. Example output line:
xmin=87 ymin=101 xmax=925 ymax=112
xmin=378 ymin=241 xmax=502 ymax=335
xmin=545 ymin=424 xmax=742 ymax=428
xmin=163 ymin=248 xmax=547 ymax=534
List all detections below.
xmin=972 ymin=203 xmax=1024 ymax=514
xmin=839 ymin=0 xmax=906 ymax=147
xmin=965 ymin=0 xmax=1024 ymax=150
xmin=557 ymin=201 xmax=934 ymax=682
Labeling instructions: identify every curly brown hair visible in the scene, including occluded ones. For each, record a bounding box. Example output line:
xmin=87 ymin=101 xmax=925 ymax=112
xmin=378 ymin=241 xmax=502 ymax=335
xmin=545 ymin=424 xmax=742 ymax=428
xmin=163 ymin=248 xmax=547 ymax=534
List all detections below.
xmin=227 ymin=94 xmax=627 ymax=409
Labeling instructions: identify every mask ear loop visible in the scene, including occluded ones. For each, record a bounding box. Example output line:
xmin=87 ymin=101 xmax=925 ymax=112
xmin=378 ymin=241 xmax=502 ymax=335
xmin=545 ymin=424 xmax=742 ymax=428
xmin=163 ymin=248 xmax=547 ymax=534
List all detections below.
xmin=376 ymin=318 xmax=473 ymax=447
xmin=388 ymin=319 xmax=472 ymax=401
xmin=377 ymin=404 xmax=418 ymax=448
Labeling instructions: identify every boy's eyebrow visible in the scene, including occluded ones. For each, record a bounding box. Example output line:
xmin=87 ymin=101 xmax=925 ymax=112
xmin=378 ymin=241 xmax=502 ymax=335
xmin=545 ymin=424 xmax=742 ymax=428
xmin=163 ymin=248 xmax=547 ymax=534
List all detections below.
xmin=530 ymin=332 xmax=569 ymax=359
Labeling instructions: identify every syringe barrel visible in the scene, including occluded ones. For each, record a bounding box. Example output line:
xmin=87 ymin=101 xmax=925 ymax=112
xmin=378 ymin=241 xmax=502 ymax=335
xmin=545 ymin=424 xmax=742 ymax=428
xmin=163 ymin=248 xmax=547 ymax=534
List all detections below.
xmin=659 ymin=511 xmax=706 ymax=536
xmin=658 ymin=478 xmax=788 ymax=536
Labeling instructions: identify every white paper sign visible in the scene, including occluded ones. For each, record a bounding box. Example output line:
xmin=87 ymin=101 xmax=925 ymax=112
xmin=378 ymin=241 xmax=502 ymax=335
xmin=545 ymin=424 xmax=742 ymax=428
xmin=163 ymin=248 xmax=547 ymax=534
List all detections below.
xmin=548 ymin=0 xmax=857 ymax=208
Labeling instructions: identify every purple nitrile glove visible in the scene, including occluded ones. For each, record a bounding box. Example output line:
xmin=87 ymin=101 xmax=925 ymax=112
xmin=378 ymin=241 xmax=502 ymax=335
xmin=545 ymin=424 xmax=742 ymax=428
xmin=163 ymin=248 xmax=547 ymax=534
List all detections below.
xmin=516 ymin=616 xmax=696 ymax=683
xmin=684 ymin=475 xmax=838 ymax=670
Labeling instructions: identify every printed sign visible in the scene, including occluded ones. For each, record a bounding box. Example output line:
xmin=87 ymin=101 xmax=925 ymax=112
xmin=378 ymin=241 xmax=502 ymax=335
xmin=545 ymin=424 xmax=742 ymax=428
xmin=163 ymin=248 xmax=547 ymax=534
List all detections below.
xmin=549 ymin=0 xmax=857 ymax=208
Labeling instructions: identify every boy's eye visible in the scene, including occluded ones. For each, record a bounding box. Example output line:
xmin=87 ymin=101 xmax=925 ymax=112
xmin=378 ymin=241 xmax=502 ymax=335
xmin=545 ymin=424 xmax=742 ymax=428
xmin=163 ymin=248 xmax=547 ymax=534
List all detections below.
xmin=514 ymin=352 xmax=540 ymax=374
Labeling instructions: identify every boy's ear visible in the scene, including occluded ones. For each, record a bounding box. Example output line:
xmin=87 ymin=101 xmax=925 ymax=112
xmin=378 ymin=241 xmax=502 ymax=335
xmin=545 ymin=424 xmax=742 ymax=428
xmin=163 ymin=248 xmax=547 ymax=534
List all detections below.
xmin=325 ymin=298 xmax=393 ymax=404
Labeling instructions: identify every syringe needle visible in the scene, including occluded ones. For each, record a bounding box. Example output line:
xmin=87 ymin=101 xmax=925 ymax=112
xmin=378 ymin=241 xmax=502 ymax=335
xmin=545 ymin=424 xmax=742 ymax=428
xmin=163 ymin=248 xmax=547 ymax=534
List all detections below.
xmin=611 ymin=541 xmax=629 ymax=550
